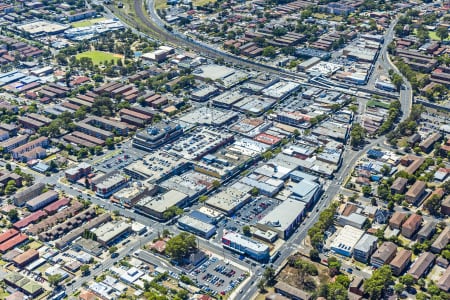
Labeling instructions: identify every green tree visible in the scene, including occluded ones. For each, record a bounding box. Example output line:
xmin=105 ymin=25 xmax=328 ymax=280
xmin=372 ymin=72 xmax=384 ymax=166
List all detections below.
xmin=350 ymin=124 xmax=366 ymax=147
xmin=399 ymin=274 xmax=415 ymax=287
xmin=109 ymin=246 xmax=118 ymax=254
xmin=198 ymin=195 xmax=208 ymax=203
xmin=242 ymin=225 xmax=251 ymax=237
xmin=364 ymin=265 xmax=393 ymax=300
xmin=327 ymin=257 xmax=341 ymax=276
xmin=80 ymin=265 xmax=90 ymax=276
xmin=309 ymin=249 xmax=320 ymax=262
xmin=263 ymin=267 xmax=275 ymax=286
xmin=436 ymin=26 xmax=449 ymax=41
xmin=165 ymin=232 xmax=197 ymax=262
xmin=424 ymin=194 xmax=441 ymax=216
xmin=394 ymin=283 xmax=405 ymax=295
xmin=212 ymin=180 xmax=221 ymax=188
xmin=362 ymin=185 xmax=372 ymax=196
xmin=262 ymin=46 xmax=276 ymax=58
xmin=48 ymin=274 xmax=63 ymax=286
xmin=7 ymin=209 xmax=18 ymax=222
xmin=250 ymin=187 xmax=259 ymax=196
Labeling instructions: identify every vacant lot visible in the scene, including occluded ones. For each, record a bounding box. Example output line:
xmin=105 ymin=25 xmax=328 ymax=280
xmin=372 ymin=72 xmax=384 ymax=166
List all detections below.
xmin=76 ymin=51 xmax=122 ymax=65
xmin=71 ymin=17 xmax=107 ymax=28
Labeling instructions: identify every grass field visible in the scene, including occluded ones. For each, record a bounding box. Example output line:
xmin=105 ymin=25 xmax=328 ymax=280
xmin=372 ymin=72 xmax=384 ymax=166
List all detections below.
xmin=367 ymin=99 xmax=390 ymax=109
xmin=155 ymin=0 xmax=216 ymax=10
xmin=71 ymin=17 xmax=107 ymax=28
xmin=76 ymin=50 xmax=122 ymax=65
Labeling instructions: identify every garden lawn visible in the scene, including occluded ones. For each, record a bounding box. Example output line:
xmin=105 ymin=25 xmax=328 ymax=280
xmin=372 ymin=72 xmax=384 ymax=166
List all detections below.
xmin=76 ymin=51 xmax=122 ymax=65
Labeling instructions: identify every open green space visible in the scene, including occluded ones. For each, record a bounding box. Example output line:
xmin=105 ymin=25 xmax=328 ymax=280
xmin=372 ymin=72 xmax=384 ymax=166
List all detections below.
xmin=76 ymin=51 xmax=122 ymax=65
xmin=429 ymin=30 xmax=450 ymax=41
xmin=155 ymin=0 xmax=216 ymax=10
xmin=367 ymin=99 xmax=390 ymax=109
xmin=70 ymin=17 xmax=107 ymax=28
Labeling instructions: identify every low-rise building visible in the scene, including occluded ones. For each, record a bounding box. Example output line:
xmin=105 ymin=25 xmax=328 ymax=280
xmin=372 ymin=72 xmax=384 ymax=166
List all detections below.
xmin=12 ymin=249 xmax=39 ymax=268
xmin=370 ymin=241 xmax=397 ymax=268
xmin=25 ymin=190 xmax=58 ymax=212
xmin=221 ymin=231 xmax=270 ymax=262
xmin=256 ymin=199 xmax=305 ymax=240
xmin=94 ymin=221 xmax=132 ymax=246
xmin=401 ymin=214 xmax=422 ymax=238
xmin=438 ymin=266 xmax=450 ymax=292
xmin=330 ymin=226 xmax=365 ymax=257
xmin=405 ymin=181 xmax=426 ymax=205
xmin=177 ymin=215 xmax=216 ymax=239
xmin=389 ymin=212 xmax=406 ymax=230
xmin=389 ymin=249 xmax=412 ymax=276
xmin=408 ymin=252 xmax=435 ymax=280
xmin=390 ymin=177 xmax=408 ymax=194
xmin=91 ymin=171 xmax=128 ymax=198
xmin=431 ymin=227 xmax=450 ymax=254
xmin=353 ymin=234 xmax=378 ymax=263
xmin=274 ymin=282 xmax=311 ymax=300
xmin=65 ymin=162 xmax=92 ymax=182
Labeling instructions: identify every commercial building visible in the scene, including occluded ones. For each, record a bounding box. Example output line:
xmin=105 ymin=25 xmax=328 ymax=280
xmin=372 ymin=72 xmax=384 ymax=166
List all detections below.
xmin=135 ymin=189 xmax=189 ymax=221
xmin=408 ymin=252 xmax=435 ymax=280
xmin=330 ymin=225 xmax=365 ymax=257
xmin=65 ymin=162 xmax=92 ymax=182
xmin=25 ymin=190 xmax=58 ymax=211
xmin=389 ymin=249 xmax=412 ymax=276
xmin=205 ymin=185 xmax=252 ymax=216
xmin=94 ymin=221 xmax=132 ymax=246
xmin=401 ymin=214 xmax=422 ymax=238
xmin=132 ymin=121 xmax=183 ymax=151
xmin=353 ymin=234 xmax=378 ymax=263
xmin=256 ymin=199 xmax=305 ymax=240
xmin=371 ymin=241 xmax=397 ymax=268
xmin=91 ymin=171 xmax=128 ymax=198
xmin=221 ymin=231 xmax=270 ymax=262
xmin=177 ymin=215 xmax=216 ymax=239
xmin=289 ymin=177 xmax=323 ymax=208
xmin=124 ymin=151 xmax=190 ymax=182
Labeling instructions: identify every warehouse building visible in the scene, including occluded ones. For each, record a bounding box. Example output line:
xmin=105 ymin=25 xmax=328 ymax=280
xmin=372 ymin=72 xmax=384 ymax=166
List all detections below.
xmin=221 ymin=231 xmax=270 ymax=262
xmin=256 ymin=199 xmax=306 ymax=240
xmin=177 ymin=215 xmax=216 ymax=239
xmin=330 ymin=225 xmax=365 ymax=257
xmin=94 ymin=221 xmax=132 ymax=246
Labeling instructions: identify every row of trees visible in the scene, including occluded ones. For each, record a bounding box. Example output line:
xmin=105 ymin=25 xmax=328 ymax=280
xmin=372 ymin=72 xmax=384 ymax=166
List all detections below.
xmin=307 ymin=202 xmax=338 ymax=248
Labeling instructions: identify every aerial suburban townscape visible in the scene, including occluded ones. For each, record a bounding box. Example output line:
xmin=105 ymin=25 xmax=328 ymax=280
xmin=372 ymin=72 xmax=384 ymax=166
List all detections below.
xmin=0 ymin=0 xmax=449 ymax=299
